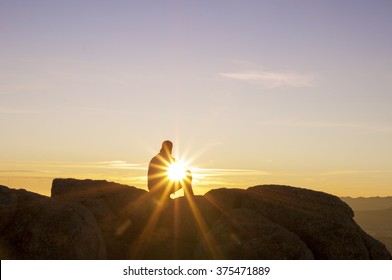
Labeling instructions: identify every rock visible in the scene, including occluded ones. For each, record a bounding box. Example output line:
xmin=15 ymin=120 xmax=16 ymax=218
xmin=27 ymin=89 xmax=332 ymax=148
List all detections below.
xmin=359 ymin=227 xmax=392 ymax=260
xmin=204 ymin=188 xmax=248 ymax=212
xmin=3 ymin=179 xmax=391 ymax=260
xmin=194 ymin=208 xmax=314 ymax=259
xmin=128 ymin=196 xmax=221 ymax=259
xmin=243 ymin=185 xmax=389 ymax=259
xmin=0 ymin=186 xmax=18 ymax=232
xmin=51 ymin=178 xmax=155 ymax=259
xmin=52 ymin=178 xmax=148 ymax=217
xmin=0 ymin=185 xmax=106 ymax=259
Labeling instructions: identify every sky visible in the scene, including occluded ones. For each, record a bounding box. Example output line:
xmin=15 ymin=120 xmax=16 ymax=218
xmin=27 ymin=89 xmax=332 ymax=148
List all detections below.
xmin=1 ymin=0 xmax=392 ymax=197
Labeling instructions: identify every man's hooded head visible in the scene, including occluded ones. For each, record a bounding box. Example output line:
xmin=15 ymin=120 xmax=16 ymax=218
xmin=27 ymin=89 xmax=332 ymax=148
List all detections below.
xmin=160 ymin=140 xmax=173 ymax=155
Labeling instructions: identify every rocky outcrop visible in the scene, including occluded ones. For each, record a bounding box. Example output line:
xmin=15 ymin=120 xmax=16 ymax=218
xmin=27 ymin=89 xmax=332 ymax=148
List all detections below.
xmin=0 ymin=185 xmax=106 ymax=259
xmin=51 ymin=178 xmax=155 ymax=259
xmin=194 ymin=208 xmax=314 ymax=259
xmin=244 ymin=185 xmax=391 ymax=259
xmin=1 ymin=179 xmax=391 ymax=260
xmin=202 ymin=185 xmax=391 ymax=259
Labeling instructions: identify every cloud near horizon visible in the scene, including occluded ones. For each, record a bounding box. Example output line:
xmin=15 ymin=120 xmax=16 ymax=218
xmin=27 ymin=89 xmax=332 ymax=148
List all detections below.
xmin=193 ymin=167 xmax=270 ymax=179
xmin=220 ymin=70 xmax=314 ymax=88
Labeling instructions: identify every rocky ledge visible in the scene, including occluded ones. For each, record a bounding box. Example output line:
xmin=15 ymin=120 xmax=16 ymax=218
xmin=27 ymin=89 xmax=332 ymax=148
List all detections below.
xmin=0 ymin=179 xmax=390 ymax=260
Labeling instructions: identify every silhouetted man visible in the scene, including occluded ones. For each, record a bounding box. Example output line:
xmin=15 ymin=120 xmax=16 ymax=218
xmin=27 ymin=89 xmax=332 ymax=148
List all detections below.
xmin=148 ymin=140 xmax=194 ymax=200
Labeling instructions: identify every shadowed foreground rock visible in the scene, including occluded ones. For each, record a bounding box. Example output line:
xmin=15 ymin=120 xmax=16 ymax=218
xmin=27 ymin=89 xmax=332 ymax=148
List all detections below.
xmin=51 ymin=178 xmax=155 ymax=259
xmin=0 ymin=184 xmax=106 ymax=259
xmin=194 ymin=208 xmax=314 ymax=259
xmin=1 ymin=179 xmax=391 ymax=260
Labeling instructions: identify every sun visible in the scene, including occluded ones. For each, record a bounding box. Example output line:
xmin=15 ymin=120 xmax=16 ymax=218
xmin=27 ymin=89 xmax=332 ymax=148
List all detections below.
xmin=167 ymin=161 xmax=187 ymax=181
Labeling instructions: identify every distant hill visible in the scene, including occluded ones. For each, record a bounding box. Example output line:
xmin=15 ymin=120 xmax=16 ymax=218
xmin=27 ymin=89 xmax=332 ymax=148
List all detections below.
xmin=340 ymin=196 xmax=392 ymax=211
xmin=355 ymin=207 xmax=392 ymax=226
xmin=341 ymin=196 xmax=392 ymax=254
xmin=353 ymin=207 xmax=392 ymax=254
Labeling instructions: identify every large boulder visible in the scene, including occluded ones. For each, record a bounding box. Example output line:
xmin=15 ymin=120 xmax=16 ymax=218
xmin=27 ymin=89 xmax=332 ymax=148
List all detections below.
xmin=51 ymin=178 xmax=155 ymax=259
xmin=243 ymin=185 xmax=391 ymax=259
xmin=194 ymin=208 xmax=314 ymax=259
xmin=129 ymin=196 xmax=222 ymax=259
xmin=0 ymin=185 xmax=106 ymax=259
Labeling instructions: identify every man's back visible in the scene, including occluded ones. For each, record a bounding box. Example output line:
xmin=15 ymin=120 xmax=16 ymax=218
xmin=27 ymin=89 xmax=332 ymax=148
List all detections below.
xmin=147 ymin=152 xmax=174 ymax=194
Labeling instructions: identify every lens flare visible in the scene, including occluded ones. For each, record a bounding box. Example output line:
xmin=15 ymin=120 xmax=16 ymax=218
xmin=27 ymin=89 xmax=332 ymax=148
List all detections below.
xmin=167 ymin=162 xmax=187 ymax=181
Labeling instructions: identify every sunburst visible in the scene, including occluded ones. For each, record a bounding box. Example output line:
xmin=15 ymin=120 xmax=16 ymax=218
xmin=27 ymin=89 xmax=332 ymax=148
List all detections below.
xmin=132 ymin=141 xmax=220 ymax=258
xmin=167 ymin=161 xmax=187 ymax=182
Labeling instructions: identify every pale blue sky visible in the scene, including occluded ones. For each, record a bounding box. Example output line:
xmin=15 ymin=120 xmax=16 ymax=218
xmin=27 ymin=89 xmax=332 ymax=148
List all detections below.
xmin=1 ymin=0 xmax=392 ymax=196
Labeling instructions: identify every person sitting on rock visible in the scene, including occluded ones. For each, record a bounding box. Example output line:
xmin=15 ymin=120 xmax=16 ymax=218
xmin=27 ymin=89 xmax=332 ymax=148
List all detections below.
xmin=147 ymin=140 xmax=194 ymax=200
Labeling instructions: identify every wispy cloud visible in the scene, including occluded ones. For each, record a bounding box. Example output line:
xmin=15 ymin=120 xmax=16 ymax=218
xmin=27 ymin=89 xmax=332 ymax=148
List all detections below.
xmin=260 ymin=119 xmax=392 ymax=133
xmin=0 ymin=170 xmax=37 ymax=173
xmin=193 ymin=167 xmax=270 ymax=178
xmin=190 ymin=168 xmax=269 ymax=189
xmin=0 ymin=160 xmax=144 ymax=172
xmin=95 ymin=161 xmax=143 ymax=170
xmin=260 ymin=119 xmax=360 ymax=128
xmin=319 ymin=170 xmax=388 ymax=176
xmin=220 ymin=69 xmax=314 ymax=88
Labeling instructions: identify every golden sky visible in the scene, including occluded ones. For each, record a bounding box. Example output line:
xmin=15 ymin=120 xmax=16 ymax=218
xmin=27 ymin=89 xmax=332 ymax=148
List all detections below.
xmin=1 ymin=1 xmax=391 ymax=197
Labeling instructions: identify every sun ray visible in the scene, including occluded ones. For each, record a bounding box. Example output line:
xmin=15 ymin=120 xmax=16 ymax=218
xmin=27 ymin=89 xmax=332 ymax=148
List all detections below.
xmin=184 ymin=195 xmax=222 ymax=259
xmin=133 ymin=141 xmax=222 ymax=258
